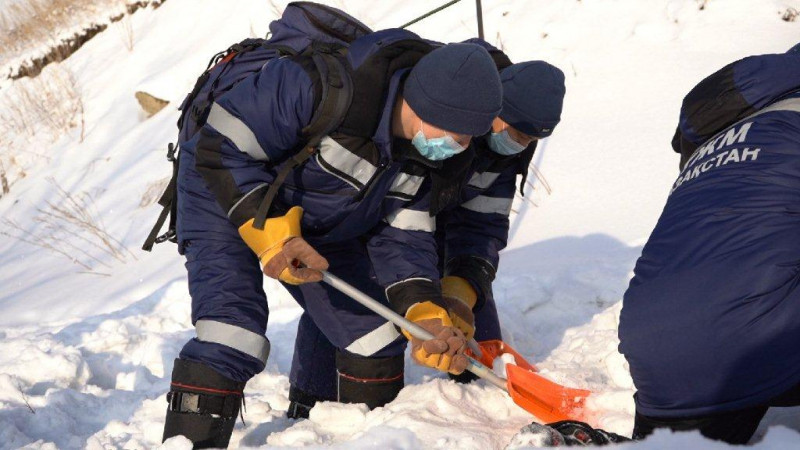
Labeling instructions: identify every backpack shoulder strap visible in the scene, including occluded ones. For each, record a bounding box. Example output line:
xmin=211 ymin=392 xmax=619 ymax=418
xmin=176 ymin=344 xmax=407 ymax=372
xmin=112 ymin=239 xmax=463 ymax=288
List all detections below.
xmin=252 ymin=47 xmax=354 ymax=230
xmin=142 ymin=143 xmax=180 ymax=251
xmin=300 ymin=48 xmax=354 ymax=146
xmin=338 ymin=38 xmax=434 ymax=137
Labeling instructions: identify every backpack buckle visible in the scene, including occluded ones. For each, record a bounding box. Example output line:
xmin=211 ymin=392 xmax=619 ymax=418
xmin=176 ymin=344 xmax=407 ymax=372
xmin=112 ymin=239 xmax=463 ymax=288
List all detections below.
xmin=167 ymin=391 xmax=200 ymax=413
xmin=167 ymin=143 xmax=178 ymax=162
xmin=155 ymin=229 xmax=177 ymax=244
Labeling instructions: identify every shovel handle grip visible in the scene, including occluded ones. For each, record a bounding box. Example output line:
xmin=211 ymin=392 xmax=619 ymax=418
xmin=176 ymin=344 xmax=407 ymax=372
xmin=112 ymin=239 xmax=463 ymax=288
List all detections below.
xmin=321 ymin=271 xmax=508 ymax=391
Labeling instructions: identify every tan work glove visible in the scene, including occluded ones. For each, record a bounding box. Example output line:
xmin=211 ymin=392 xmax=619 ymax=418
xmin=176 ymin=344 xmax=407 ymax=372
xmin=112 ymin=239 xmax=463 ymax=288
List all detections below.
xmin=238 ymin=206 xmax=329 ymax=284
xmin=402 ymin=301 xmax=469 ymax=374
xmin=441 ymin=276 xmax=478 ymax=340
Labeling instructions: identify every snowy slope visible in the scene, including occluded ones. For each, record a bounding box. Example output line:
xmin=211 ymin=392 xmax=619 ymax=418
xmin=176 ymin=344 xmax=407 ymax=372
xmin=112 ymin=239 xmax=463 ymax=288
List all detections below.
xmin=0 ymin=0 xmax=165 ymax=81
xmin=0 ymin=0 xmax=799 ymax=448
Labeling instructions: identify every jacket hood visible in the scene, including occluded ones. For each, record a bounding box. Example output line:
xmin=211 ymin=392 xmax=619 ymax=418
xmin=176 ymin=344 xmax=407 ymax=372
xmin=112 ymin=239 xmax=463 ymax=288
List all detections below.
xmin=676 ymin=52 xmax=800 ymax=149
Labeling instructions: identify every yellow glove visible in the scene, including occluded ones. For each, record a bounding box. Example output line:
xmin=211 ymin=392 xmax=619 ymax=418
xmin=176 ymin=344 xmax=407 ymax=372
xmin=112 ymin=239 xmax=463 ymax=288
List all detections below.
xmin=403 ymin=301 xmax=468 ymax=374
xmin=441 ymin=276 xmax=477 ymax=340
xmin=238 ymin=206 xmax=328 ymax=284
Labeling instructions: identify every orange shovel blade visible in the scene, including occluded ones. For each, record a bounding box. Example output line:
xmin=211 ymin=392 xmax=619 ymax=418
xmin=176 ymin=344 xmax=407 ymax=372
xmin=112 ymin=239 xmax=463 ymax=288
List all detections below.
xmin=505 ymin=363 xmax=592 ymax=423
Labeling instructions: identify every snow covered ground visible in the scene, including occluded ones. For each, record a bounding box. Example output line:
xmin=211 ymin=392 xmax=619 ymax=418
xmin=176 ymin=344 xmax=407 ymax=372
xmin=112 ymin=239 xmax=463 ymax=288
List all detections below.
xmin=0 ymin=0 xmax=799 ymax=448
xmin=0 ymin=0 xmax=164 ymax=80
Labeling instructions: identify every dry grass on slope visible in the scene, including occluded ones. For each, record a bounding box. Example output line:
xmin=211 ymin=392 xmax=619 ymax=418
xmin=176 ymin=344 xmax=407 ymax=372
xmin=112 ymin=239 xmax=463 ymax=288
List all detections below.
xmin=1 ymin=0 xmax=115 ymax=56
xmin=1 ymin=0 xmax=165 ymax=79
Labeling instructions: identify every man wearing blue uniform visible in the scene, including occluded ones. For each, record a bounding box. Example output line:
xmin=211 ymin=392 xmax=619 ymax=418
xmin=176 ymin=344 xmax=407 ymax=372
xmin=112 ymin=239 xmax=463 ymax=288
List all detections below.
xmin=439 ymin=59 xmax=566 ymax=367
xmin=619 ymin=45 xmax=800 ymax=444
xmin=161 ymin=5 xmax=503 ymax=444
xmin=285 ymin=55 xmax=569 ymax=414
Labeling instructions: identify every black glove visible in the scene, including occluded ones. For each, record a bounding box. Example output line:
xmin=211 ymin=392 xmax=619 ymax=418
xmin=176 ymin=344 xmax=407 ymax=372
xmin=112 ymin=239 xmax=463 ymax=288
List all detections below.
xmin=547 ymin=421 xmax=631 ymax=446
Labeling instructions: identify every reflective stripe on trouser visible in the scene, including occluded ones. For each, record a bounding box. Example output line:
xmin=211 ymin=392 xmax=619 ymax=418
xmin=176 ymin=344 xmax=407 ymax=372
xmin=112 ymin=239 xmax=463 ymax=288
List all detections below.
xmin=179 ymin=237 xmax=270 ymax=383
xmin=287 ymin=240 xmax=407 ymax=401
xmin=196 ymin=319 xmax=270 ymax=364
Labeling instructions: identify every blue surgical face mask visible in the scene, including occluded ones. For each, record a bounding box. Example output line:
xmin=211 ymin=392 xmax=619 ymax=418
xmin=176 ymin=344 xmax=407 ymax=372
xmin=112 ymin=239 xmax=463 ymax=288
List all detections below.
xmin=411 ymin=121 xmax=466 ymax=161
xmin=488 ymin=129 xmax=527 ymax=155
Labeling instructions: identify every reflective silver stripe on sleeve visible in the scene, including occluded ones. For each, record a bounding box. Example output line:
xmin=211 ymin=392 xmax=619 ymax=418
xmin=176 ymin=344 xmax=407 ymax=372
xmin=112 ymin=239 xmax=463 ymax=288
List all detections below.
xmin=318 ymin=137 xmax=377 ymax=188
xmin=461 ymin=195 xmax=514 ymax=215
xmin=745 ymin=97 xmax=800 ymax=119
xmin=195 ymin=320 xmax=270 ymax=364
xmin=206 ymin=103 xmax=269 ymax=161
xmin=345 ymin=322 xmax=400 ymax=356
xmin=467 ymin=172 xmax=500 ymax=189
xmin=388 ymin=172 xmax=425 ymax=198
xmin=227 ymin=183 xmax=268 ymax=218
xmin=384 ymin=208 xmax=436 ymax=232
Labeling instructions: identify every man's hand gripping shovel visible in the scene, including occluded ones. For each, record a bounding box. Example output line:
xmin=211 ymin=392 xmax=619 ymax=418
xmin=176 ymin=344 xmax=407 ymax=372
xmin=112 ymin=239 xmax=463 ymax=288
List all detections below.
xmin=321 ymin=271 xmax=591 ymax=423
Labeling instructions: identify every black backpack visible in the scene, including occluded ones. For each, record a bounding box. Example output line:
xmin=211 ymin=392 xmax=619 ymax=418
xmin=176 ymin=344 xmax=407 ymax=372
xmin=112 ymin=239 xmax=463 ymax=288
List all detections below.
xmin=142 ymin=2 xmax=371 ymax=251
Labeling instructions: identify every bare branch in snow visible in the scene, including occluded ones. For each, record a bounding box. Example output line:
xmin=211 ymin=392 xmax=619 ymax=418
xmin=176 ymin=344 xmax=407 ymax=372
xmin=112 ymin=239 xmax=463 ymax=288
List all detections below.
xmin=1 ymin=178 xmax=137 ymax=272
xmin=116 ymin=13 xmax=135 ymax=51
xmin=268 ymin=0 xmax=284 ymax=18
xmin=15 ymin=380 xmax=35 ymax=415
xmin=528 ymin=163 xmax=553 ymax=195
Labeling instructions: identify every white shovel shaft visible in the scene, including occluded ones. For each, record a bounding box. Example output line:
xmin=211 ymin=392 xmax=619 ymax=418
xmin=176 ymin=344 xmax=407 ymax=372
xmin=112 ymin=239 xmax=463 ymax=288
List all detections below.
xmin=321 ymin=271 xmax=508 ymax=391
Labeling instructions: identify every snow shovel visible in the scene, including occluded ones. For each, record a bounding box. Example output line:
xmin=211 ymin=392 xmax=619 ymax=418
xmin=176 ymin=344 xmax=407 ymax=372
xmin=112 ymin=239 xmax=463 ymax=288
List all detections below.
xmin=467 ymin=339 xmax=538 ymax=372
xmin=321 ymin=271 xmax=591 ymax=423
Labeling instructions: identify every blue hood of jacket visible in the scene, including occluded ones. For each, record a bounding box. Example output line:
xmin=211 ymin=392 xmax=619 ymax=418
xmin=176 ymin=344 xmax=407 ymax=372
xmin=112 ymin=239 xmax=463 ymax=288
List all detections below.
xmin=677 ymin=52 xmax=800 ymax=148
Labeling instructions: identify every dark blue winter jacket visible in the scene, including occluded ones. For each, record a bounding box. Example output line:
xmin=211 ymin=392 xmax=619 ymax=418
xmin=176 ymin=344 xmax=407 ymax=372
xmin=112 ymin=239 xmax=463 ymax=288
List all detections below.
xmin=619 ymin=51 xmax=800 ymax=417
xmin=177 ymin=29 xmax=444 ymax=314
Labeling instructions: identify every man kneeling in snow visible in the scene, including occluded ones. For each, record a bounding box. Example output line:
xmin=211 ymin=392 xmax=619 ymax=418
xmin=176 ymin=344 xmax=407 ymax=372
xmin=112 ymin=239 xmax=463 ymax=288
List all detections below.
xmin=619 ymin=44 xmax=800 ymax=444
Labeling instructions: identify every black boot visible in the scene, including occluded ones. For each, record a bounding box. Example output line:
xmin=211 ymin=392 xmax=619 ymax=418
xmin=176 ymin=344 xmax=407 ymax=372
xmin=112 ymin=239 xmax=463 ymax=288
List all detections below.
xmin=286 ymin=385 xmax=336 ymax=419
xmin=162 ymin=359 xmax=246 ymax=449
xmin=335 ymin=350 xmax=404 ymax=410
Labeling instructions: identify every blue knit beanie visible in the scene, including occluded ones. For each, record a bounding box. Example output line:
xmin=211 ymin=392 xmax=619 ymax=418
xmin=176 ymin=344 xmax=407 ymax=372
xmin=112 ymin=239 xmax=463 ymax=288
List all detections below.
xmin=499 ymin=61 xmax=566 ymax=138
xmin=404 ymin=43 xmax=502 ymax=135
